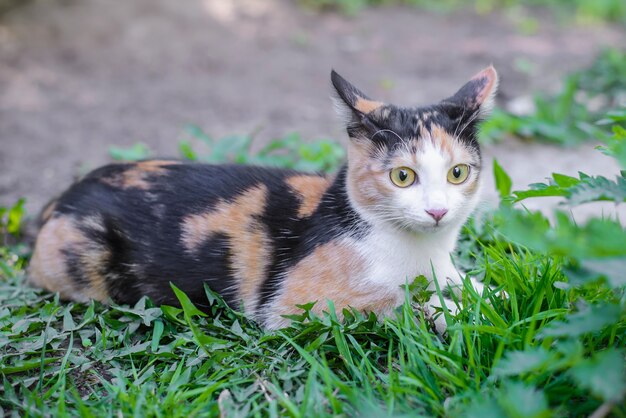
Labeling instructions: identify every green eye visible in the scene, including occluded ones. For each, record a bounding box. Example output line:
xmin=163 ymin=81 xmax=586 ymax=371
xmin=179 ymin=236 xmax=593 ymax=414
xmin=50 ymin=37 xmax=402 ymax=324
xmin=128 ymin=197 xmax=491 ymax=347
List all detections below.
xmin=390 ymin=167 xmax=416 ymax=188
xmin=447 ymin=164 xmax=470 ymax=184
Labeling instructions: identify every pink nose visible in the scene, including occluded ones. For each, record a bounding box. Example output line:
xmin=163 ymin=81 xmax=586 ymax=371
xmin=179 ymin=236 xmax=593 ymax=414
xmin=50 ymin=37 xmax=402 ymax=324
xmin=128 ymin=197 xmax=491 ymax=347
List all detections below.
xmin=425 ymin=208 xmax=448 ymax=222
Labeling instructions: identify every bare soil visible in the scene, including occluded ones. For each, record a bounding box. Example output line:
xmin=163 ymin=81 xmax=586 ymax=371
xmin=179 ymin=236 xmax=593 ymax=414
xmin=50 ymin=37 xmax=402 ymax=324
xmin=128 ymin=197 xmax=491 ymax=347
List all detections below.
xmin=0 ymin=0 xmax=624 ymax=220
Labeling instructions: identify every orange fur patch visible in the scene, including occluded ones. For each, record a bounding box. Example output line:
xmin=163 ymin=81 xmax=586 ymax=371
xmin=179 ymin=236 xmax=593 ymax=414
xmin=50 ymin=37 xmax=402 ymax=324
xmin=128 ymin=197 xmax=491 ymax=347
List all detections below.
xmin=102 ymin=160 xmax=180 ymax=190
xmin=463 ymin=175 xmax=481 ymax=196
xmin=286 ymin=175 xmax=331 ymax=218
xmin=354 ymin=98 xmax=383 ymax=114
xmin=180 ymin=185 xmax=271 ymax=311
xmin=29 ymin=216 xmax=110 ymax=302
xmin=268 ymin=241 xmax=400 ymax=328
xmin=346 ymin=142 xmax=392 ymax=208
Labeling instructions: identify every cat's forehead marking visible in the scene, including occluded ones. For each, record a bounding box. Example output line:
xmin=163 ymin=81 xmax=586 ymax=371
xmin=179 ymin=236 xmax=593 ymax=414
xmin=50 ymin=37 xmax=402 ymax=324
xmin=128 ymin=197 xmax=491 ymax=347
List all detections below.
xmin=429 ymin=124 xmax=454 ymax=156
xmin=286 ymin=175 xmax=332 ymax=218
xmin=383 ymin=122 xmax=479 ymax=169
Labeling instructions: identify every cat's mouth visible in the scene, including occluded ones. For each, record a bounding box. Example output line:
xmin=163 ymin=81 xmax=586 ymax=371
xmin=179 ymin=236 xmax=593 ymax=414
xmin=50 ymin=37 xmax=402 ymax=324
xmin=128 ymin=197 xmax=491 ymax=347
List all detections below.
xmin=391 ymin=214 xmax=447 ymax=233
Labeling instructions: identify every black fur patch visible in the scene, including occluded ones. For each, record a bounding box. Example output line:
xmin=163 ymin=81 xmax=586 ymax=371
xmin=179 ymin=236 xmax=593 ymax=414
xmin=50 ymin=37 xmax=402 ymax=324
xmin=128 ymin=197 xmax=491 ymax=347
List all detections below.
xmin=48 ymin=161 xmax=370 ymax=315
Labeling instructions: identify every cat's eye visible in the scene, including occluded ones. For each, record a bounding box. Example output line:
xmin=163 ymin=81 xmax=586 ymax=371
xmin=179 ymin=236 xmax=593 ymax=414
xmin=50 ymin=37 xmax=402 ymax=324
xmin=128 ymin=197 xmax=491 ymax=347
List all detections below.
xmin=447 ymin=164 xmax=470 ymax=184
xmin=390 ymin=167 xmax=416 ymax=188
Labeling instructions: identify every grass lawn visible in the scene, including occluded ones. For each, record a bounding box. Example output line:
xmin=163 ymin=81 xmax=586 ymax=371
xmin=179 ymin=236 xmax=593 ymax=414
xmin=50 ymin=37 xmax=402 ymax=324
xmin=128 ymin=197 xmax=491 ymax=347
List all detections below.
xmin=1 ymin=52 xmax=625 ymax=418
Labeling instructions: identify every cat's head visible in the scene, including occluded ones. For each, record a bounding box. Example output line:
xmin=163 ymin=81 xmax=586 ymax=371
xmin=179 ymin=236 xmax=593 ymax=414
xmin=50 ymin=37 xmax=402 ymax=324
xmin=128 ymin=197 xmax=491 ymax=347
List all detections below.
xmin=331 ymin=66 xmax=498 ymax=234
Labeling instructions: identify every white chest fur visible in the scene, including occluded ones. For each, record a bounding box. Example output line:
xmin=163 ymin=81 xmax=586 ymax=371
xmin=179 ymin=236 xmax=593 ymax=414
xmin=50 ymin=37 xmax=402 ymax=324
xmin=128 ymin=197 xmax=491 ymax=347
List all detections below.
xmin=353 ymin=223 xmax=463 ymax=290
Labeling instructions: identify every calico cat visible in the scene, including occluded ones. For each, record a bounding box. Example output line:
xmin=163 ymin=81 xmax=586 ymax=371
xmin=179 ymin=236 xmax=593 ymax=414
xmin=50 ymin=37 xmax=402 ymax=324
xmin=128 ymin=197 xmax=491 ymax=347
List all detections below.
xmin=29 ymin=66 xmax=498 ymax=332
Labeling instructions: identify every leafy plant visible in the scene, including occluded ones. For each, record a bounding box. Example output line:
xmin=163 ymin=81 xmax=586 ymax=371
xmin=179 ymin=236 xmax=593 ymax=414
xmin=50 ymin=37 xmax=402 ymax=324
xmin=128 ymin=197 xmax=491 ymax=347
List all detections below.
xmin=110 ymin=127 xmax=345 ymax=173
xmin=108 ymin=143 xmax=151 ymax=161
xmin=0 ymin=199 xmax=25 ymax=242
xmin=480 ymin=49 xmax=626 ymax=146
xmin=596 ymin=106 xmax=626 ymax=168
xmin=298 ymin=0 xmax=626 ymax=22
xmin=485 ymin=110 xmax=626 ymax=414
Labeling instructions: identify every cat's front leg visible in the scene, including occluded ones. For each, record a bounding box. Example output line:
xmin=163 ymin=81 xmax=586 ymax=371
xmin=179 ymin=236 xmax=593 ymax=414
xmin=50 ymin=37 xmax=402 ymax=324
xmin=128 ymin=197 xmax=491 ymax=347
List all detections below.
xmin=436 ymin=255 xmax=485 ymax=299
xmin=425 ymin=292 xmax=459 ymax=334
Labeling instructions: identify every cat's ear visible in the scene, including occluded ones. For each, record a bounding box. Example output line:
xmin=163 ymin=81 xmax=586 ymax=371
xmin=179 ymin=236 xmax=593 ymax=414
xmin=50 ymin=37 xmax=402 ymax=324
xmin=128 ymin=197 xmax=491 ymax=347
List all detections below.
xmin=444 ymin=66 xmax=499 ymax=118
xmin=331 ymin=70 xmax=384 ymax=126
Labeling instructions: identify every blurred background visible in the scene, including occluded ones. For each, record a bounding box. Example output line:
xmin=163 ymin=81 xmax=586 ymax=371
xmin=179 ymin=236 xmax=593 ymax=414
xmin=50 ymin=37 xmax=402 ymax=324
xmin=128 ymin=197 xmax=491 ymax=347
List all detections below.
xmin=0 ymin=0 xmax=624 ymax=218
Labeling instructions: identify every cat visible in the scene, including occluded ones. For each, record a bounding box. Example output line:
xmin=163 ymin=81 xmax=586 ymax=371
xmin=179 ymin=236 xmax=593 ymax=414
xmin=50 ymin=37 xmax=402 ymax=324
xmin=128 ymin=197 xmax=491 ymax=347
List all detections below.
xmin=28 ymin=66 xmax=498 ymax=332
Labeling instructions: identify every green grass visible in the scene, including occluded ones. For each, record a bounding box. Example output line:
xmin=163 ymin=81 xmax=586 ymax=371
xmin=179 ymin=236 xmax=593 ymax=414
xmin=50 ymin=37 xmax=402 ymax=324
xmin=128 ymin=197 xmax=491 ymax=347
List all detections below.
xmin=2 ymin=96 xmax=626 ymax=418
xmin=298 ymin=0 xmax=626 ymax=23
xmin=1 ymin=198 xmax=624 ymax=416
xmin=110 ymin=129 xmax=345 ymax=173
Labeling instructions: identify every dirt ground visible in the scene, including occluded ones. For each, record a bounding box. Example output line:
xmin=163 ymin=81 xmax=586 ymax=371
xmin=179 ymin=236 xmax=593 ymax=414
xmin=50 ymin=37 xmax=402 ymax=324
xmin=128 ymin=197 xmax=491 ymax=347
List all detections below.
xmin=0 ymin=0 xmax=624 ymax=221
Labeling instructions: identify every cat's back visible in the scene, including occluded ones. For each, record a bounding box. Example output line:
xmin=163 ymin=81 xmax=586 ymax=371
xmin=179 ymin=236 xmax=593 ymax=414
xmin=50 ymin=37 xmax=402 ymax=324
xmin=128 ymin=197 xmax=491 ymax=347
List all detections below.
xmin=29 ymin=160 xmax=333 ymax=312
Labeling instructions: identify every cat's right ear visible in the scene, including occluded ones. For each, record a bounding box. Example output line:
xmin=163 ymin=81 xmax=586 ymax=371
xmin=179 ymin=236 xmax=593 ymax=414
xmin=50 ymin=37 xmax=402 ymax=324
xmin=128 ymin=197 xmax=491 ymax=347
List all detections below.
xmin=331 ymin=70 xmax=383 ymax=130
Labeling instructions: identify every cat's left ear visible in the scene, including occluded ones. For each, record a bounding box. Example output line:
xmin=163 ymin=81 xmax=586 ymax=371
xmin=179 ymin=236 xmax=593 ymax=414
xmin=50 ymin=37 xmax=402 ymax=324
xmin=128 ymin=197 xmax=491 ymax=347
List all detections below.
xmin=331 ymin=70 xmax=384 ymax=126
xmin=444 ymin=66 xmax=499 ymax=118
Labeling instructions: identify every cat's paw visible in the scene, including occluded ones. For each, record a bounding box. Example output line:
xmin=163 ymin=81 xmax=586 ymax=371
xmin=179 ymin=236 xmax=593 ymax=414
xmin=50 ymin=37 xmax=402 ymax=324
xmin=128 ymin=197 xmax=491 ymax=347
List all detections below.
xmin=445 ymin=274 xmax=497 ymax=301
xmin=425 ymin=294 xmax=459 ymax=335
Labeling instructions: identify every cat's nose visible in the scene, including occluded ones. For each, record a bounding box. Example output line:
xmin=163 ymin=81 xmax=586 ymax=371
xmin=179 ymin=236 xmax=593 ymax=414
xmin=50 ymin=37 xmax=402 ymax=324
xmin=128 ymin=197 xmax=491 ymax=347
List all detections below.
xmin=425 ymin=208 xmax=448 ymax=222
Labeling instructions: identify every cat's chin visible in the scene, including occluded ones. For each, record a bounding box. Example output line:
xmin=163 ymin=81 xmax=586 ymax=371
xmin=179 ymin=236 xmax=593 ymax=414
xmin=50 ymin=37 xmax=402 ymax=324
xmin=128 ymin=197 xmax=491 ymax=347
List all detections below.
xmin=411 ymin=224 xmax=448 ymax=234
xmin=387 ymin=218 xmax=451 ymax=235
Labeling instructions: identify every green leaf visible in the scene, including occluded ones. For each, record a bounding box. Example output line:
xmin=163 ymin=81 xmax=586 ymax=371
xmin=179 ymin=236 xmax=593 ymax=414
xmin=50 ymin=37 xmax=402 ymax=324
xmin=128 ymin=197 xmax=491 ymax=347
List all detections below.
xmin=62 ymin=310 xmax=76 ymax=332
xmin=207 ymin=135 xmax=252 ymax=163
xmin=513 ymin=172 xmax=607 ymax=203
xmin=0 ymin=358 xmax=58 ymax=374
xmin=493 ymin=159 xmax=512 ymax=199
xmin=498 ymin=382 xmax=550 ymax=418
xmin=7 ymin=198 xmax=25 ymax=235
xmin=170 ymin=284 xmax=207 ymax=318
xmin=568 ymin=175 xmax=626 ymax=205
xmin=499 ymin=208 xmax=626 ymax=259
xmin=461 ymin=396 xmax=505 ymax=418
xmin=566 ymin=258 xmax=626 ymax=288
xmin=513 ymin=185 xmax=568 ymax=201
xmin=551 ymin=173 xmax=580 ymax=188
xmin=109 ymin=143 xmax=151 ymax=161
xmin=150 ymin=320 xmax=164 ymax=352
xmin=569 ymin=349 xmax=626 ymax=402
xmin=178 ymin=140 xmax=198 ymax=160
xmin=184 ymin=124 xmax=212 ymax=145
xmin=540 ymin=304 xmax=621 ymax=338
xmin=492 ymin=348 xmax=555 ymax=378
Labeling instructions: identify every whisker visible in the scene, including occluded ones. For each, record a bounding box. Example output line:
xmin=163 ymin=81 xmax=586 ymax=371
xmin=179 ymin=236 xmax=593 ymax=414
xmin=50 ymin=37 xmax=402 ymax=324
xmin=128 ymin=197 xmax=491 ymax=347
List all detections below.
xmin=371 ymin=129 xmax=403 ymax=143
xmin=452 ymin=106 xmax=468 ymax=138
xmin=456 ymin=110 xmax=481 ymax=139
